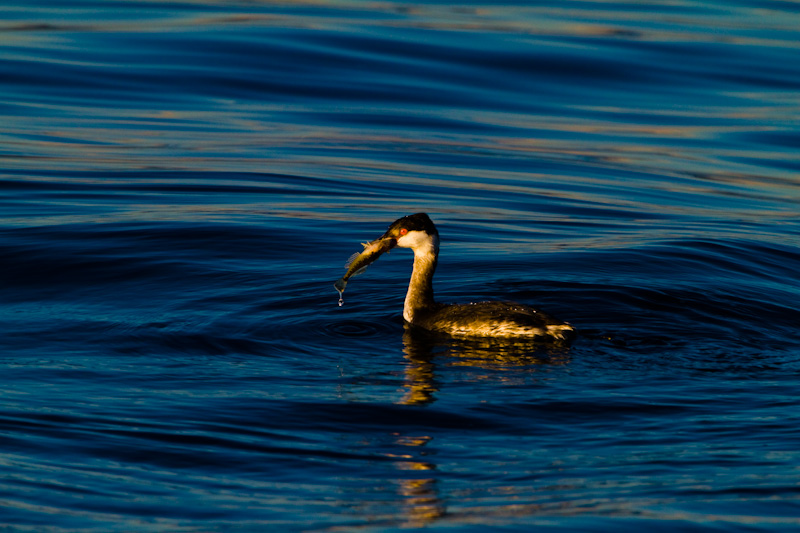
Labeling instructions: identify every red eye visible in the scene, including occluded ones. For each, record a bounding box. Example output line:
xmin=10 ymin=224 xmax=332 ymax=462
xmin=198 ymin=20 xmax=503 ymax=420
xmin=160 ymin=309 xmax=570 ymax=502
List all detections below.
xmin=399 ymin=228 xmax=408 ymax=235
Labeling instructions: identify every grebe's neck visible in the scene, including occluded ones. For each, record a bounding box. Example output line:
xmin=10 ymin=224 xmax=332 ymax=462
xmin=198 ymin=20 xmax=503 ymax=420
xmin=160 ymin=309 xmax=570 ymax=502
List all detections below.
xmin=403 ymin=235 xmax=439 ymax=323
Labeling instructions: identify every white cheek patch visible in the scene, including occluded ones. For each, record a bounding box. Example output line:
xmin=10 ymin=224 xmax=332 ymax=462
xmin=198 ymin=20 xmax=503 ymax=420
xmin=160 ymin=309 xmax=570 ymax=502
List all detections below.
xmin=396 ymin=230 xmax=430 ymax=249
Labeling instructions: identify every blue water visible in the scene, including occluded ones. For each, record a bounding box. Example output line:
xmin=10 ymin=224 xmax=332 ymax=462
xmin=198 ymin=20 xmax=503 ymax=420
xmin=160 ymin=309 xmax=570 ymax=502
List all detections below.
xmin=2 ymin=1 xmax=800 ymax=530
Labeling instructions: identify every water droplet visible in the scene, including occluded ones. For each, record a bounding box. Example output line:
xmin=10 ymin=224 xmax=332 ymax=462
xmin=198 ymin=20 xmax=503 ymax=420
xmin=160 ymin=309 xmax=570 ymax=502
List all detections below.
xmin=334 ymin=279 xmax=347 ymax=307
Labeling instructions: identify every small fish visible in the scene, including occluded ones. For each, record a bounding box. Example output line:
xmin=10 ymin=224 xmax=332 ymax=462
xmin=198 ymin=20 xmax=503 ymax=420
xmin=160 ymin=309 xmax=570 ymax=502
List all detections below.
xmin=334 ymin=236 xmax=397 ymax=305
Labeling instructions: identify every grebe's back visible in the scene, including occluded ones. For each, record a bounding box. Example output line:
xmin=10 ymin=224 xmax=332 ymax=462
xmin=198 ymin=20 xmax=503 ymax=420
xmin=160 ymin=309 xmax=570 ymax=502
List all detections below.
xmin=411 ymin=301 xmax=574 ymax=340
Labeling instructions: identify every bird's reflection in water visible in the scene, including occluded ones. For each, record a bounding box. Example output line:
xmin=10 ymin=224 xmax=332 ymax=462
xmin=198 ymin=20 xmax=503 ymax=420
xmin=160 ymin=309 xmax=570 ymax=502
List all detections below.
xmin=400 ymin=323 xmax=572 ymax=406
xmin=391 ymin=434 xmax=444 ymax=527
xmin=385 ymin=325 xmax=572 ymax=527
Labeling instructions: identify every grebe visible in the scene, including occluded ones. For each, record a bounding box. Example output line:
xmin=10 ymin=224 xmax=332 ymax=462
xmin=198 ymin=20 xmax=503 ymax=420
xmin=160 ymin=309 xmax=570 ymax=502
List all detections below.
xmin=335 ymin=213 xmax=574 ymax=341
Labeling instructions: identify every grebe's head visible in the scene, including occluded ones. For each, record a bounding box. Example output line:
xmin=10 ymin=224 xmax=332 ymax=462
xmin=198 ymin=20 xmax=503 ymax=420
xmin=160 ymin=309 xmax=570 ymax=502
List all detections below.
xmin=380 ymin=213 xmax=438 ymax=251
xmin=335 ymin=213 xmax=439 ymax=295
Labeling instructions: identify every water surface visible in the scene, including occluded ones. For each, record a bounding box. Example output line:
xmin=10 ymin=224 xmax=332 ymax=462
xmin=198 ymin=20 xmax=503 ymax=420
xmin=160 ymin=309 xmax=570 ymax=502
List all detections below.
xmin=1 ymin=1 xmax=800 ymax=530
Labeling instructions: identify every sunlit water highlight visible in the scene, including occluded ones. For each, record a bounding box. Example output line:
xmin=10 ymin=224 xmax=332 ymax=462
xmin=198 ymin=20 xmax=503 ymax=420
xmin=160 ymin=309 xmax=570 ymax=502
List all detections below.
xmin=1 ymin=1 xmax=800 ymax=531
